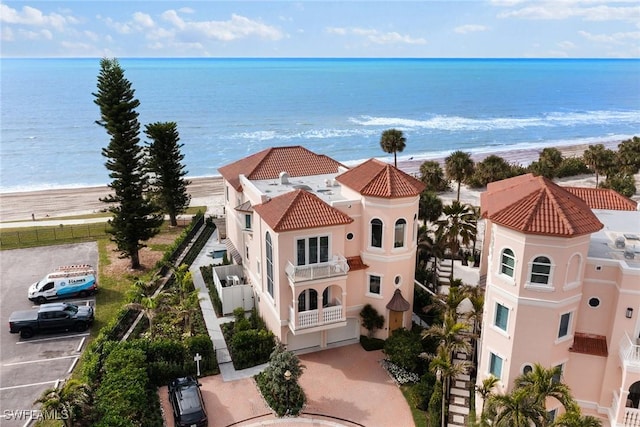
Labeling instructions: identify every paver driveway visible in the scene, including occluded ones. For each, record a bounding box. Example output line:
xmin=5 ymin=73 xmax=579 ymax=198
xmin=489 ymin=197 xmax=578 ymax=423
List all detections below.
xmin=159 ymin=344 xmax=415 ymax=427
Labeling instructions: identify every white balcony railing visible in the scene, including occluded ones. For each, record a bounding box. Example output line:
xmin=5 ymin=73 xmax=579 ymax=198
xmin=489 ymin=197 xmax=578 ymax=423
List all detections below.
xmin=285 ymin=255 xmax=349 ymax=283
xmin=619 ymin=332 xmax=640 ymax=367
xmin=288 ymin=303 xmax=344 ymax=331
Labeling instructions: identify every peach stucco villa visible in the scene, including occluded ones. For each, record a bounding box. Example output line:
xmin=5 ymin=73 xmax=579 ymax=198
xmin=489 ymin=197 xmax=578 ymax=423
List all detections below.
xmin=476 ymin=173 xmax=640 ymax=426
xmin=218 ymin=146 xmax=425 ymax=352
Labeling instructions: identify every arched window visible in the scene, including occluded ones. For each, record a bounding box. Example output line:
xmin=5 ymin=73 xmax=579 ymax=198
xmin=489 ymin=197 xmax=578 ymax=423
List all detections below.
xmin=266 ymin=232 xmax=274 ymax=297
xmin=530 ymin=256 xmax=552 ymax=284
xmin=371 ymin=219 xmax=383 ymax=248
xmin=501 ymin=249 xmax=515 ymax=277
xmin=394 ymin=219 xmax=407 ymax=248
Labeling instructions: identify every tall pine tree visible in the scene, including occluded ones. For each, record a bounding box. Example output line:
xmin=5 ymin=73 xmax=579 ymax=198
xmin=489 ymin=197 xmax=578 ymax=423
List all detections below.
xmin=144 ymin=122 xmax=191 ymax=227
xmin=93 ymin=58 xmax=163 ymax=269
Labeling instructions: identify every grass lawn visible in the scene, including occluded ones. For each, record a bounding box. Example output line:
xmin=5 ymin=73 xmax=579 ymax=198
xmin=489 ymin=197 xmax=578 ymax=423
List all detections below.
xmin=401 ymin=384 xmax=429 ymax=427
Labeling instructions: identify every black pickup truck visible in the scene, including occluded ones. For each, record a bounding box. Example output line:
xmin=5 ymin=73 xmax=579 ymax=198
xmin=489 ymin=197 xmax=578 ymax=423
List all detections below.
xmin=8 ymin=302 xmax=94 ymax=338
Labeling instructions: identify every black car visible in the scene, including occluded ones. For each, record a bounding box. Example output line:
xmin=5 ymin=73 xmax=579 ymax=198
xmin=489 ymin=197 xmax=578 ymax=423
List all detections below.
xmin=168 ymin=377 xmax=208 ymax=427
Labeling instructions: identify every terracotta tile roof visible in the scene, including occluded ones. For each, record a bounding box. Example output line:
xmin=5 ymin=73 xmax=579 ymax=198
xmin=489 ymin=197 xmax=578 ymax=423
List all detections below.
xmin=218 ymin=146 xmax=345 ymax=191
xmin=569 ymin=333 xmax=608 ymax=357
xmin=386 ymin=289 xmax=411 ymax=312
xmin=336 ymin=159 xmax=426 ymax=199
xmin=486 ymin=174 xmax=603 ymax=237
xmin=253 ymin=189 xmax=353 ymax=232
xmin=564 ymin=187 xmax=638 ymax=211
xmin=346 ymin=256 xmax=368 ymax=271
xmin=235 ymin=200 xmax=253 ymax=212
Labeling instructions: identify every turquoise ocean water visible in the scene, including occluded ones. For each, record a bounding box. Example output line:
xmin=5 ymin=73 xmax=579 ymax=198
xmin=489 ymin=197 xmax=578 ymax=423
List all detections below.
xmin=1 ymin=58 xmax=639 ymax=192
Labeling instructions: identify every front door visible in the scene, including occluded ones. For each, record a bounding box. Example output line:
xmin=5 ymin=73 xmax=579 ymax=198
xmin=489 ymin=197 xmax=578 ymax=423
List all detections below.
xmin=389 ymin=310 xmax=403 ymax=333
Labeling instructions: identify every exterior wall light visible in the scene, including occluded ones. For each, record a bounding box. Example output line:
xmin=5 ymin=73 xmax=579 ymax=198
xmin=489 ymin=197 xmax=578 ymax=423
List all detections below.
xmin=626 ymin=308 xmax=634 ymax=319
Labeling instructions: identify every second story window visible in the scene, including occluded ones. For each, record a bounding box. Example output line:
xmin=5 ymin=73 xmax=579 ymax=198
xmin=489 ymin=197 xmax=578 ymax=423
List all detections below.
xmin=266 ymin=232 xmax=274 ymax=298
xmin=494 ymin=303 xmax=509 ymax=332
xmin=530 ymin=256 xmax=551 ymax=285
xmin=501 ymin=248 xmax=515 ymax=277
xmin=296 ymin=236 xmax=329 ymax=266
xmin=394 ymin=219 xmax=406 ymax=248
xmin=371 ymin=219 xmax=383 ymax=248
xmin=245 ymin=214 xmax=252 ymax=230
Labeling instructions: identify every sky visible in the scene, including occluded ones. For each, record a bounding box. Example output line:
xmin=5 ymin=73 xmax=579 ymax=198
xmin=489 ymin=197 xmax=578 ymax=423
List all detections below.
xmin=1 ymin=1 xmax=639 ymax=58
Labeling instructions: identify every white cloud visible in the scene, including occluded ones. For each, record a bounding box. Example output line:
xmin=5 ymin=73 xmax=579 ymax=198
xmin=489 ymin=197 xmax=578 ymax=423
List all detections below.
xmin=1 ymin=26 xmax=14 ymax=41
xmin=159 ymin=11 xmax=284 ymax=41
xmin=579 ymin=29 xmax=640 ymax=44
xmin=326 ymin=26 xmax=426 ymax=45
xmin=557 ymin=40 xmax=576 ymax=49
xmin=0 ymin=4 xmax=76 ymax=32
xmin=132 ymin=12 xmax=154 ymax=28
xmin=454 ymin=24 xmax=490 ymax=34
xmin=496 ymin=1 xmax=640 ymax=22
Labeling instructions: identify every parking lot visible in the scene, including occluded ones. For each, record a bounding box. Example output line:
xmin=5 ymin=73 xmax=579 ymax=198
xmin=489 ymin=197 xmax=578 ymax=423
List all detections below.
xmin=0 ymin=243 xmax=98 ymax=426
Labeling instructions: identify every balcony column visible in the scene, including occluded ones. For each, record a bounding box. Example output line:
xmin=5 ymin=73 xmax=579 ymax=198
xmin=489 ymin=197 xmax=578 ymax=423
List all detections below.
xmin=342 ymin=290 xmax=347 ymax=319
xmin=318 ymin=293 xmax=324 ymax=322
xmin=291 ymin=292 xmax=297 ymax=329
xmin=616 ymin=388 xmax=631 ymax=425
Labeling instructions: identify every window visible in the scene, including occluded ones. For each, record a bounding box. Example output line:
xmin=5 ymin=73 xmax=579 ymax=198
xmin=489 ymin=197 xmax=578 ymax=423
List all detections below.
xmin=244 ymin=214 xmax=252 ymax=229
xmin=522 ymin=364 xmax=533 ymax=374
xmin=489 ymin=353 xmax=503 ymax=379
xmin=266 ymin=232 xmax=274 ymax=298
xmin=552 ymin=364 xmax=563 ymax=384
xmin=369 ymin=275 xmax=381 ymax=295
xmin=501 ymin=249 xmax=515 ymax=277
xmin=394 ymin=219 xmax=406 ymax=248
xmin=494 ymin=303 xmax=509 ymax=331
xmin=558 ymin=313 xmax=571 ymax=338
xmin=530 ymin=256 xmax=551 ymax=284
xmin=296 ymin=236 xmax=329 ymax=266
xmin=371 ymin=219 xmax=383 ymax=248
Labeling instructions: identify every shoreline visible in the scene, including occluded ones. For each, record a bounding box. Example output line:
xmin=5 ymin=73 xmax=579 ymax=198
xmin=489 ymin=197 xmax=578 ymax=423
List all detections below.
xmin=0 ymin=140 xmax=628 ymax=222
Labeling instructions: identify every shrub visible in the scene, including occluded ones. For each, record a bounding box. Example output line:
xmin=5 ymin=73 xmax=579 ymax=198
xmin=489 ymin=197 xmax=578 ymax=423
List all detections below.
xmin=360 ymin=304 xmax=384 ymax=338
xmin=601 ymin=173 xmax=637 ymax=197
xmin=414 ymin=372 xmax=437 ymax=411
xmin=255 ymin=343 xmax=306 ymax=417
xmin=428 ymin=380 xmax=444 ymax=427
xmin=383 ymin=328 xmax=423 ymax=372
xmin=556 ymin=157 xmax=591 ymax=178
xmin=230 ymin=329 xmax=275 ymax=370
xmin=360 ymin=335 xmax=385 ymax=351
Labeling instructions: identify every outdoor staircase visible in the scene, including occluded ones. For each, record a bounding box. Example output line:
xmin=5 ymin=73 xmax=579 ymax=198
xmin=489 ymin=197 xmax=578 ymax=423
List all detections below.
xmin=436 ymin=259 xmax=453 ymax=286
xmin=447 ymin=342 xmax=474 ymax=427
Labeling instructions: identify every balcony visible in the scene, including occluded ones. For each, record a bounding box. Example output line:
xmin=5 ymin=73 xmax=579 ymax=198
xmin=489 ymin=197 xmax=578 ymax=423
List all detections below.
xmin=288 ymin=302 xmax=345 ymax=332
xmin=285 ymin=255 xmax=349 ymax=283
xmin=619 ymin=332 xmax=640 ymax=368
xmin=612 ymin=390 xmax=640 ymax=427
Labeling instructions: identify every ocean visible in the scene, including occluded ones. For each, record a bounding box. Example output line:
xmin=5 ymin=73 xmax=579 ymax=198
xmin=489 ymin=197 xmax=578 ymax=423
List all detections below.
xmin=1 ymin=58 xmax=639 ymax=193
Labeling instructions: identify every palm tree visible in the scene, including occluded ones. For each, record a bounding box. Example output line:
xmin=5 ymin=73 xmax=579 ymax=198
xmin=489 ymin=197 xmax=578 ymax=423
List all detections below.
xmin=476 ymin=375 xmax=500 ymax=419
xmin=34 ymin=379 xmax=92 ymax=427
xmin=429 ymin=345 xmax=473 ymax=427
xmin=514 ymin=364 xmax=575 ymax=411
xmin=551 ymin=406 xmax=602 ymax=427
xmin=422 ymin=315 xmax=472 ymax=355
xmin=487 ymin=388 xmax=546 ymax=427
xmin=420 ymin=160 xmax=449 ymax=191
xmin=583 ymin=144 xmax=615 ymax=187
xmin=445 ymin=150 xmax=474 ymax=201
xmin=471 ymin=155 xmax=513 ymax=188
xmin=436 ymin=201 xmax=477 ymax=280
xmin=418 ymin=190 xmax=444 ymax=224
xmin=417 ymin=228 xmax=447 ymax=292
xmin=379 ymin=128 xmax=406 ymax=167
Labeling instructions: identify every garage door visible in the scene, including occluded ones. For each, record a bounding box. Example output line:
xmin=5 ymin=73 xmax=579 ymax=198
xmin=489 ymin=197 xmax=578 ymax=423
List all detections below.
xmin=287 ymin=331 xmax=321 ymax=352
xmin=327 ymin=318 xmax=359 ymax=345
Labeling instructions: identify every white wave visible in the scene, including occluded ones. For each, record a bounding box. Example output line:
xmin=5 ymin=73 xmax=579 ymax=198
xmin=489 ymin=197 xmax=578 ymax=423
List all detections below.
xmin=349 ymin=110 xmax=640 ymax=131
xmin=231 ymin=127 xmax=378 ymax=141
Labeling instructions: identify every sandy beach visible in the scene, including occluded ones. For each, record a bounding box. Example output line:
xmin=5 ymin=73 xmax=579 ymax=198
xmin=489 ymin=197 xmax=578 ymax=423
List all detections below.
xmin=0 ymin=140 xmax=634 ymax=223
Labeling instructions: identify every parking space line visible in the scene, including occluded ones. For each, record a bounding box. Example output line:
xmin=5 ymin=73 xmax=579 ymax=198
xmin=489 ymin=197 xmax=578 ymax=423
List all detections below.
xmin=16 ymin=333 xmax=89 ymax=344
xmin=0 ymin=380 xmax=58 ymax=391
xmin=4 ymin=355 xmax=79 ymax=367
xmin=67 ymin=357 xmax=79 ymax=374
xmin=76 ymin=337 xmax=86 ymax=352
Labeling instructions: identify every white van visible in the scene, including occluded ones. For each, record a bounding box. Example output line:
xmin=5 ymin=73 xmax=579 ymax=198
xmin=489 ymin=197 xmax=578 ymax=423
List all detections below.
xmin=28 ymin=265 xmax=98 ymax=304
